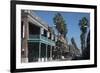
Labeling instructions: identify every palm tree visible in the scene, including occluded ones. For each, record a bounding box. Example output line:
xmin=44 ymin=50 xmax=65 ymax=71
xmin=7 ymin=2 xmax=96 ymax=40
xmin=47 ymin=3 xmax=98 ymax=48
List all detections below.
xmin=79 ymin=17 xmax=88 ymax=55
xmin=53 ymin=13 xmax=67 ymax=38
xmin=82 ymin=31 xmax=90 ymax=59
xmin=53 ymin=13 xmax=68 ymax=60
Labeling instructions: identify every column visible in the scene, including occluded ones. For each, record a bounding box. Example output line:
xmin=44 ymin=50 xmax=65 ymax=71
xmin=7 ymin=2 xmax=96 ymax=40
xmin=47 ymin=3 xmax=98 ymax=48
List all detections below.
xmin=39 ymin=27 xmax=42 ymax=62
xmin=45 ymin=44 xmax=48 ymax=61
xmin=21 ymin=17 xmax=29 ymax=63
xmin=50 ymin=46 xmax=52 ymax=61
xmin=38 ymin=42 xmax=41 ymax=62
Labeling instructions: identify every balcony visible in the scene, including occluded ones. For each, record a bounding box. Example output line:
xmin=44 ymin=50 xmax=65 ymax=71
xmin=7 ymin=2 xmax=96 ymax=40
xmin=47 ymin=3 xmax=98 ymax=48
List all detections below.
xmin=29 ymin=35 xmax=40 ymax=39
xmin=28 ymin=34 xmax=55 ymax=46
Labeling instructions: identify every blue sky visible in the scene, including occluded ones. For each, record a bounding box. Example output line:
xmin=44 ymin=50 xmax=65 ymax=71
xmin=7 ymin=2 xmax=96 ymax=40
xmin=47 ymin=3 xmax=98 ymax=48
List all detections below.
xmin=33 ymin=10 xmax=90 ymax=49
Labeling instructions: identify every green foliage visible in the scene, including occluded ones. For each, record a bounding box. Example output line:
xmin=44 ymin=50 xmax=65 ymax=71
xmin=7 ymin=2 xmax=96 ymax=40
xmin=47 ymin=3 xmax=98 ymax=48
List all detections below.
xmin=53 ymin=13 xmax=67 ymax=38
xmin=56 ymin=40 xmax=63 ymax=47
xmin=79 ymin=17 xmax=88 ymax=34
xmin=79 ymin=17 xmax=88 ymax=52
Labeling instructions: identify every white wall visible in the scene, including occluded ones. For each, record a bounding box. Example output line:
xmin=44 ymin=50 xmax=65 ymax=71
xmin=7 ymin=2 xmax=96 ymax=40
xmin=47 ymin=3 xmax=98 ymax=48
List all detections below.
xmin=0 ymin=0 xmax=99 ymax=73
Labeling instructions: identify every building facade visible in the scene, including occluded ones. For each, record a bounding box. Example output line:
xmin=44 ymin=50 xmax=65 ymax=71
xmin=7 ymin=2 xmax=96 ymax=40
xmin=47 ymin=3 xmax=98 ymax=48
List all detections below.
xmin=21 ymin=10 xmax=57 ymax=63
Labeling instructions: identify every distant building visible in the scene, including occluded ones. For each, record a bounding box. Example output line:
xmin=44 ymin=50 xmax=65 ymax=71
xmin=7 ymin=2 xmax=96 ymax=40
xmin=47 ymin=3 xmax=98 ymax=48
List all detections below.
xmin=21 ymin=10 xmax=57 ymax=62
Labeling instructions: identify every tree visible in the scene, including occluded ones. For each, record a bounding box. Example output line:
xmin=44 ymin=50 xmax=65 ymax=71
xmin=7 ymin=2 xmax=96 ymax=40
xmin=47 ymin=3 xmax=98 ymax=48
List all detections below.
xmin=71 ymin=37 xmax=78 ymax=50
xmin=53 ymin=13 xmax=68 ymax=60
xmin=79 ymin=17 xmax=88 ymax=55
xmin=53 ymin=40 xmax=62 ymax=59
xmin=82 ymin=31 xmax=90 ymax=59
xmin=53 ymin=13 xmax=67 ymax=38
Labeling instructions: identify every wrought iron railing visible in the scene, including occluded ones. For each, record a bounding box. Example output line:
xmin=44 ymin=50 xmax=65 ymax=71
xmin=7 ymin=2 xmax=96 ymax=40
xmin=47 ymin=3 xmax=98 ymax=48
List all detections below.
xmin=41 ymin=36 xmax=55 ymax=44
xmin=29 ymin=35 xmax=40 ymax=39
xmin=29 ymin=34 xmax=55 ymax=44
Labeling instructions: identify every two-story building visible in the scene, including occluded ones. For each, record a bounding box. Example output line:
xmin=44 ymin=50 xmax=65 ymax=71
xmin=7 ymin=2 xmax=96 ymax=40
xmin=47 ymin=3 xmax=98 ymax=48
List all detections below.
xmin=21 ymin=10 xmax=57 ymax=63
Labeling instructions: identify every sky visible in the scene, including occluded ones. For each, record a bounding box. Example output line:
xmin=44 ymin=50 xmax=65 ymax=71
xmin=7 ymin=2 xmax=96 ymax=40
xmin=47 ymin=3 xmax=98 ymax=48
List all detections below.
xmin=33 ymin=10 xmax=90 ymax=49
